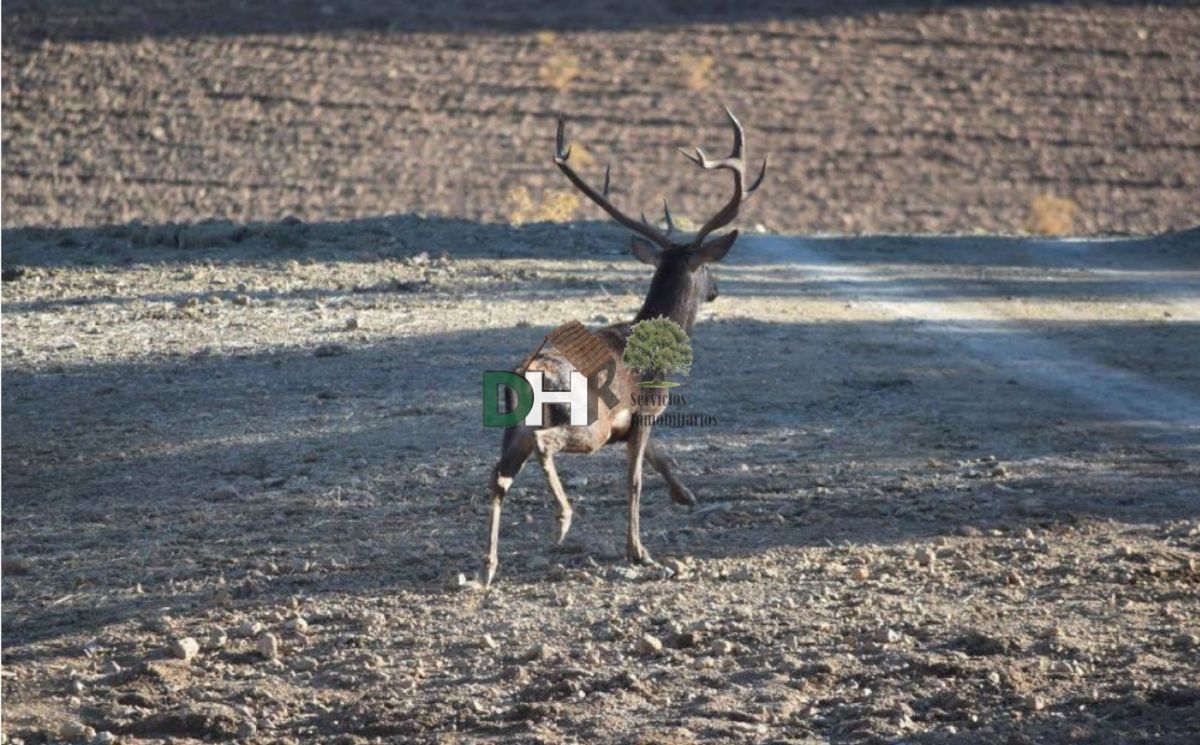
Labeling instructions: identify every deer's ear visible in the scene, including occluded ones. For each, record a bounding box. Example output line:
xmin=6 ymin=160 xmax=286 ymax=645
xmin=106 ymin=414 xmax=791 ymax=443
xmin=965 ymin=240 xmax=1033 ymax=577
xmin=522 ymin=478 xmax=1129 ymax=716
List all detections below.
xmin=688 ymin=230 xmax=739 ymax=269
xmin=630 ymin=236 xmax=661 ymax=266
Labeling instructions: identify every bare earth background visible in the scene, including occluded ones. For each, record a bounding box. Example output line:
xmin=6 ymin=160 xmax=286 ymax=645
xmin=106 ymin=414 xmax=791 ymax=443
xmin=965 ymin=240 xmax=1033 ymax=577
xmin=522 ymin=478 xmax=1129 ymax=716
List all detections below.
xmin=3 ymin=0 xmax=1199 ymax=234
xmin=3 ymin=1 xmax=1200 ymax=744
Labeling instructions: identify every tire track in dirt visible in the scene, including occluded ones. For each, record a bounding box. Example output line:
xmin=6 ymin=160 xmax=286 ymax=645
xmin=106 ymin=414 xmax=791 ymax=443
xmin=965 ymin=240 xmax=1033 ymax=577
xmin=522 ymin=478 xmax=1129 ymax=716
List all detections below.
xmin=740 ymin=234 xmax=1200 ymax=444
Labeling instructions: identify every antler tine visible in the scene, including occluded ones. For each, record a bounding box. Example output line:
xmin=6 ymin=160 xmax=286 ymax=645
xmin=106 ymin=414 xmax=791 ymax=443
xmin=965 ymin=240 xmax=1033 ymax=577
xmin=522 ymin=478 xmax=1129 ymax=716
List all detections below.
xmin=680 ymin=106 xmax=766 ymax=247
xmin=553 ymin=114 xmax=673 ymax=249
xmin=641 ymin=200 xmax=675 ymax=235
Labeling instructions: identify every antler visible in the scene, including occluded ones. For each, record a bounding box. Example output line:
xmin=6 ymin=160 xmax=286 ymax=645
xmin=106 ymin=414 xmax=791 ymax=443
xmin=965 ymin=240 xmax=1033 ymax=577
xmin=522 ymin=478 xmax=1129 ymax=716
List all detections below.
xmin=554 ymin=115 xmax=674 ymax=250
xmin=679 ymin=106 xmax=767 ymax=247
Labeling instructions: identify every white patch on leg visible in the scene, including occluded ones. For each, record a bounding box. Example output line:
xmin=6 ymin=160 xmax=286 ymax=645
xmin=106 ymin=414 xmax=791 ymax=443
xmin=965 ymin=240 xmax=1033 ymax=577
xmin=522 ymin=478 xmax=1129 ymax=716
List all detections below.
xmin=612 ymin=409 xmax=632 ymax=430
xmin=496 ymin=476 xmax=513 ymax=490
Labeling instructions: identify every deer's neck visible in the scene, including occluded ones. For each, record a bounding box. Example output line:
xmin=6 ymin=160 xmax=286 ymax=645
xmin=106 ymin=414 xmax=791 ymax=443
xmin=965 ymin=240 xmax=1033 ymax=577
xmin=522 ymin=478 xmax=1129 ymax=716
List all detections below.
xmin=634 ymin=272 xmax=699 ymax=335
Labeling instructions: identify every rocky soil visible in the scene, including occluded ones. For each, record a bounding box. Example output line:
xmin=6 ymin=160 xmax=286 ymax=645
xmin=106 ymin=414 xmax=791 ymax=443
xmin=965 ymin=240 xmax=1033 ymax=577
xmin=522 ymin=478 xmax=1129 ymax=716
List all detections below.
xmin=2 ymin=217 xmax=1198 ymax=743
xmin=3 ymin=1 xmax=1199 ymax=235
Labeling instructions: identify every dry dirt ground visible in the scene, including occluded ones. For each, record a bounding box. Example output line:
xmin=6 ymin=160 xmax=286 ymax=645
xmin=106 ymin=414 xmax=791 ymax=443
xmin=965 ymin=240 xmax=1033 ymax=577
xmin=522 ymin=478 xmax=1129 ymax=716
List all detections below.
xmin=2 ymin=217 xmax=1199 ymax=743
xmin=3 ymin=1 xmax=1200 ymax=235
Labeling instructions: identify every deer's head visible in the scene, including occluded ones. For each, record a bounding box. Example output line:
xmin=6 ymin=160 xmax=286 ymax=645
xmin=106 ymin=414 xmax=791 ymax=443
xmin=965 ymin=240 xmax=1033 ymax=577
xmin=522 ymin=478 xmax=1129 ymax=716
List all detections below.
xmin=553 ymin=107 xmax=766 ymax=329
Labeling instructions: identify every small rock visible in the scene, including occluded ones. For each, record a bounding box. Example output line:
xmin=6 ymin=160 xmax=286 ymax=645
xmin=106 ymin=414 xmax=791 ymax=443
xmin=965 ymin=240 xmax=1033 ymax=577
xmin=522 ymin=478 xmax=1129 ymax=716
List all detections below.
xmin=207 ymin=628 xmax=228 ymax=649
xmin=662 ymin=557 xmax=689 ymax=579
xmin=638 ymin=633 xmax=664 ymax=656
xmin=958 ymin=525 xmax=982 ymax=537
xmin=1049 ymin=660 xmax=1076 ymax=676
xmin=1173 ymin=633 xmax=1199 ymax=649
xmin=712 ymin=639 xmax=734 ymax=656
xmin=211 ymin=482 xmax=238 ymax=499
xmin=170 ymin=637 xmax=200 ymax=662
xmin=293 ymin=657 xmax=318 ymax=672
xmin=93 ymin=731 xmax=118 ymax=744
xmin=256 ymin=633 xmax=280 ymax=660
xmin=453 ymin=573 xmax=483 ymax=593
xmin=849 ymin=566 xmax=871 ymax=581
xmin=914 ymin=548 xmax=937 ymax=567
xmin=875 ymin=628 xmax=903 ymax=644
xmin=101 ymin=660 xmax=122 ymax=675
xmin=231 ymin=294 xmax=251 ymax=306
xmin=1027 ymin=694 xmax=1046 ymax=711
xmin=236 ymin=721 xmax=257 ymax=739
xmin=285 ymin=617 xmax=309 ymax=635
xmin=344 ymin=316 xmax=360 ymax=330
xmin=1005 ymin=571 xmax=1025 ymax=587
xmin=62 ymin=721 xmax=95 ymax=740
xmin=523 ymin=643 xmax=551 ymax=662
xmin=481 ymin=634 xmax=500 ymax=651
xmin=237 ymin=621 xmax=264 ymax=637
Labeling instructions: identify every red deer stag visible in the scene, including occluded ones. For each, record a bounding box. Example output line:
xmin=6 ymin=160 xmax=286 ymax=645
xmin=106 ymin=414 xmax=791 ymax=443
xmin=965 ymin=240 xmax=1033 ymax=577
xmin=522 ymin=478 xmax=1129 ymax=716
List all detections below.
xmin=483 ymin=107 xmax=766 ymax=586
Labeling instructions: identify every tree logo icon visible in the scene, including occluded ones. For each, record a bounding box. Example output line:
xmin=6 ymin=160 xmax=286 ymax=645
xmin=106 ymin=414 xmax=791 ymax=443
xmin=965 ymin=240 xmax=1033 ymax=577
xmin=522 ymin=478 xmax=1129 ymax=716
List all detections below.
xmin=622 ymin=317 xmax=693 ymax=388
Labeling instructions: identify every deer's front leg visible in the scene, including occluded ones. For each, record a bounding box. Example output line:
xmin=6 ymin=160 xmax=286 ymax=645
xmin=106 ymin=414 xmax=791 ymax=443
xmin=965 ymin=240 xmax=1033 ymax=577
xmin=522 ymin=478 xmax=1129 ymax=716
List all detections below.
xmin=625 ymin=423 xmax=654 ymax=564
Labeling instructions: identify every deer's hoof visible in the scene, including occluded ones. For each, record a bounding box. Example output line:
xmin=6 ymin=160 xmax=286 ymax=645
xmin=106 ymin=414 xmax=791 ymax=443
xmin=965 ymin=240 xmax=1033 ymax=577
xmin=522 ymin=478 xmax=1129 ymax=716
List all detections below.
xmin=556 ymin=510 xmax=574 ymax=545
xmin=627 ymin=544 xmax=653 ymax=565
xmin=670 ymin=486 xmax=697 ymax=508
xmin=482 ymin=559 xmax=499 ymax=589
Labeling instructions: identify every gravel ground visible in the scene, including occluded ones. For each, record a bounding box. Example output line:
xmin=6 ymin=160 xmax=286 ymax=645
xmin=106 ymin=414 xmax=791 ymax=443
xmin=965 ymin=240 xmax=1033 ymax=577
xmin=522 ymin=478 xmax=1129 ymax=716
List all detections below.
xmin=2 ymin=217 xmax=1198 ymax=743
xmin=3 ymin=1 xmax=1199 ymax=234
xmin=3 ymin=2 xmax=1200 ymax=743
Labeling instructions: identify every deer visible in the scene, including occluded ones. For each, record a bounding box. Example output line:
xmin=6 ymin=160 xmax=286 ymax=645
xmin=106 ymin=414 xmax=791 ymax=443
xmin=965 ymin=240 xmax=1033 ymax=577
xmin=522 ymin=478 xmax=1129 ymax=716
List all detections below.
xmin=483 ymin=107 xmax=766 ymax=587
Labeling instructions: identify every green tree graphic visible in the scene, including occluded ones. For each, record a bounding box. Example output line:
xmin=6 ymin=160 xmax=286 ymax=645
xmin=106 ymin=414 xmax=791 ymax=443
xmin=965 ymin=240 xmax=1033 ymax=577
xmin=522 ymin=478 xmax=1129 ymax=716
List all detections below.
xmin=622 ymin=317 xmax=692 ymax=387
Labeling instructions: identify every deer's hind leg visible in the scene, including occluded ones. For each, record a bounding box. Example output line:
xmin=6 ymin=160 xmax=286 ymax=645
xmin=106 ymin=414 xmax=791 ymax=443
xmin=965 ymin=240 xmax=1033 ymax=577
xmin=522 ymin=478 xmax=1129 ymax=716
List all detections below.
xmin=533 ymin=428 xmax=573 ymax=545
xmin=645 ymin=439 xmax=697 ymax=508
xmin=484 ymin=424 xmax=535 ymax=588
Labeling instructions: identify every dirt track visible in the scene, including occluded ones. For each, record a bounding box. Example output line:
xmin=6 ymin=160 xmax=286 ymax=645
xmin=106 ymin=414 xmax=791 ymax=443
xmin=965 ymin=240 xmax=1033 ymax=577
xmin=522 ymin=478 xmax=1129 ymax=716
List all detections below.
xmin=3 ymin=1 xmax=1200 ymax=234
xmin=3 ymin=218 xmax=1199 ymax=742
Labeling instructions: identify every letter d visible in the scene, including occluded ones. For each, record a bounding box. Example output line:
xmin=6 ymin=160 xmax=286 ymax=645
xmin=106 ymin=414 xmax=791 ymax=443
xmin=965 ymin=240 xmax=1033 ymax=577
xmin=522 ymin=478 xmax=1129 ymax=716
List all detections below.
xmin=483 ymin=371 xmax=533 ymax=427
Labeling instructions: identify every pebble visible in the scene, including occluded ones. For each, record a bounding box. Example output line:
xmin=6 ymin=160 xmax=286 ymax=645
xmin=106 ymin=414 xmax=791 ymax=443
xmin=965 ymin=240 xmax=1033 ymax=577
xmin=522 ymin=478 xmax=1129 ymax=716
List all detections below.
xmin=712 ymin=639 xmax=734 ymax=656
xmin=564 ymin=475 xmax=589 ymax=489
xmin=101 ymin=660 xmax=121 ymax=675
xmin=61 ymin=722 xmax=95 ymax=741
xmin=232 ymin=294 xmax=251 ymax=306
xmin=344 ymin=316 xmax=360 ymax=330
xmin=638 ymin=633 xmax=664 ymax=656
xmin=285 ymin=617 xmax=309 ymax=635
xmin=662 ymin=557 xmax=689 ymax=580
xmin=94 ymin=731 xmax=118 ymax=744
xmin=256 ymin=633 xmax=280 ymax=660
xmin=914 ymin=548 xmax=937 ymax=567
xmin=849 ymin=566 xmax=871 ymax=581
xmin=293 ymin=657 xmax=319 ymax=672
xmin=170 ymin=637 xmax=200 ymax=662
xmin=1005 ymin=571 xmax=1025 ymax=587
xmin=523 ymin=643 xmax=551 ymax=662
xmin=1173 ymin=633 xmax=1199 ymax=649
xmin=481 ymin=634 xmax=500 ymax=651
xmin=875 ymin=628 xmax=903 ymax=644
xmin=237 ymin=621 xmax=264 ymax=637
xmin=207 ymin=628 xmax=229 ymax=649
